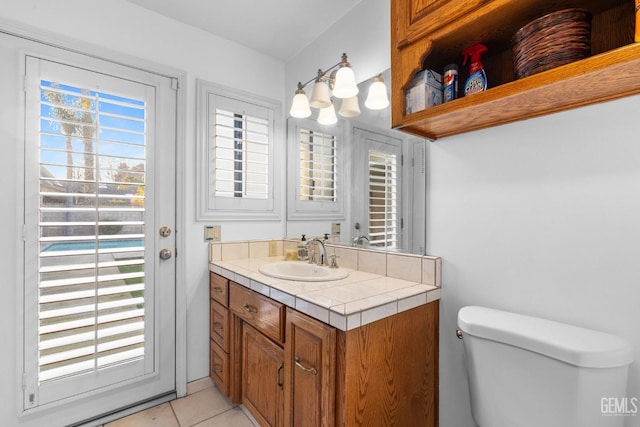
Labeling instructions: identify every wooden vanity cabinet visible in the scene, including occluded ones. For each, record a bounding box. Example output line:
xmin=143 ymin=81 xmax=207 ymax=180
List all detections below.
xmin=210 ymin=272 xmax=439 ymax=426
xmin=391 ymin=0 xmax=640 ymax=139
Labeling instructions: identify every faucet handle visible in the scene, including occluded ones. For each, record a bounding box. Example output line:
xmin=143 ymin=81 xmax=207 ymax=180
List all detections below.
xmin=328 ymin=255 xmax=339 ymax=269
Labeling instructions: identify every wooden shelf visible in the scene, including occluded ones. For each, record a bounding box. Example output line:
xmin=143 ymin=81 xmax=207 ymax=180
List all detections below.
xmin=390 ymin=0 xmax=638 ymax=140
xmin=394 ymin=43 xmax=640 ymax=139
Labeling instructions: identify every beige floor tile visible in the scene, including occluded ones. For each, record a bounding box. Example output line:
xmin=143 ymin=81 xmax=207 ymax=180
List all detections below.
xmin=192 ymin=407 xmax=255 ymax=427
xmin=105 ymin=402 xmax=178 ymax=427
xmin=186 ymin=376 xmax=214 ymax=395
xmin=170 ymin=387 xmax=233 ymax=427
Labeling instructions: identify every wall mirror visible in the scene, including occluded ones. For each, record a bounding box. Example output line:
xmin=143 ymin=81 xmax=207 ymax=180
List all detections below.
xmin=285 ymin=69 xmax=427 ymax=255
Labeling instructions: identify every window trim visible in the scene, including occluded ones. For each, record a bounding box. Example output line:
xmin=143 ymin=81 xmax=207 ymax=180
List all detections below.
xmin=287 ymin=118 xmax=345 ymax=221
xmin=196 ymin=79 xmax=283 ymax=221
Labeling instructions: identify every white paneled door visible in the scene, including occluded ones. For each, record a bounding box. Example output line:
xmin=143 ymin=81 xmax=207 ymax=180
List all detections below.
xmin=22 ymin=55 xmax=176 ymax=424
xmin=354 ymin=128 xmax=403 ymax=250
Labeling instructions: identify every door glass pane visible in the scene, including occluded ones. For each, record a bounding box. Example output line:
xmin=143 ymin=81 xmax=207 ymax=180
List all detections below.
xmin=38 ymin=80 xmax=147 ymax=382
xmin=368 ymin=150 xmax=398 ymax=248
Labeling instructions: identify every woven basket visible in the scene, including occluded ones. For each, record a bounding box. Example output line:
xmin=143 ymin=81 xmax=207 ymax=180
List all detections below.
xmin=512 ymin=8 xmax=592 ymax=79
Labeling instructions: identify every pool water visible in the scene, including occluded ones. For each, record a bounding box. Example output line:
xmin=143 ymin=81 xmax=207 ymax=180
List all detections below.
xmin=42 ymin=239 xmax=145 ymax=252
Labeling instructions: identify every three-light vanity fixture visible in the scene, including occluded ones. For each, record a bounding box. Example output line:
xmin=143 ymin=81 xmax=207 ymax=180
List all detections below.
xmin=289 ymin=53 xmax=389 ymax=125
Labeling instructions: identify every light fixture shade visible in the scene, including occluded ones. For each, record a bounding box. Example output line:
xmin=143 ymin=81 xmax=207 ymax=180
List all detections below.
xmin=332 ymin=66 xmax=359 ymax=99
xmin=317 ymin=103 xmax=338 ymax=125
xmin=309 ymin=80 xmax=332 ymax=108
xmin=290 ymin=92 xmax=311 ymax=118
xmin=364 ymin=76 xmax=389 ymax=110
xmin=338 ymin=96 xmax=361 ymax=118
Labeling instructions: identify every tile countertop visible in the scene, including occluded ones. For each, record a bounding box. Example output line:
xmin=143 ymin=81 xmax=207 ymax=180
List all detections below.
xmin=209 ymin=256 xmax=441 ymax=331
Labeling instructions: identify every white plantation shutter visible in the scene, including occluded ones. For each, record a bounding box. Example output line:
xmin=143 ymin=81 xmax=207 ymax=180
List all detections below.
xmin=197 ymin=81 xmax=282 ymax=219
xmin=368 ymin=150 xmax=399 ymax=248
xmin=299 ymin=129 xmax=337 ymax=202
xmin=214 ymin=108 xmax=269 ymax=199
xmin=36 ymin=80 xmax=148 ymax=384
xmin=286 ymin=118 xmax=344 ymax=220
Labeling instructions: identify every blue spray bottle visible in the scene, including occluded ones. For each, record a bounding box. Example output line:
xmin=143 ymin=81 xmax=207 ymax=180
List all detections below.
xmin=461 ymin=43 xmax=488 ymax=96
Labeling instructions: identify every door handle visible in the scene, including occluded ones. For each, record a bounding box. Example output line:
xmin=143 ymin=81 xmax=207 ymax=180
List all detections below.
xmin=294 ymin=356 xmax=317 ymax=375
xmin=159 ymin=248 xmax=172 ymax=260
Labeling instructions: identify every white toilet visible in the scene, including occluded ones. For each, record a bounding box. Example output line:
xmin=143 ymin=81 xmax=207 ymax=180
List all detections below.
xmin=457 ymin=306 xmax=634 ymax=427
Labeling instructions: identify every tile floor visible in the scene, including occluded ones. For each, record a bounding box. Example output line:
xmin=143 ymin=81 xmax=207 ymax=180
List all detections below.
xmin=105 ymin=377 xmax=256 ymax=427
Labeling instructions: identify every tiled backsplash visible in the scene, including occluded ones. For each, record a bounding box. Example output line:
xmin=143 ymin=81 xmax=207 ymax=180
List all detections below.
xmin=209 ymin=239 xmax=441 ymax=287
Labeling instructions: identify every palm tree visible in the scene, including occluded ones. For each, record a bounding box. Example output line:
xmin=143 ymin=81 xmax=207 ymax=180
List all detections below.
xmin=44 ymin=85 xmax=96 ymax=188
xmin=43 ymin=84 xmax=97 ymax=235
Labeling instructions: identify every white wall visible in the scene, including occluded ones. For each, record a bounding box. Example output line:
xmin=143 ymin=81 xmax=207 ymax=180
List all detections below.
xmin=0 ymin=1 xmax=285 ymax=425
xmin=430 ymin=97 xmax=640 ymax=427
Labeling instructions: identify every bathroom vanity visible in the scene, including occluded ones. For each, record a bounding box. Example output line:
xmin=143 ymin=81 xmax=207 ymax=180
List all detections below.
xmin=208 ymin=242 xmax=440 ymax=427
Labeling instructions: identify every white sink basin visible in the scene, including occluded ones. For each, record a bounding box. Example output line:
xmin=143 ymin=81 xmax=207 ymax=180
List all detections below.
xmin=258 ymin=261 xmax=349 ymax=282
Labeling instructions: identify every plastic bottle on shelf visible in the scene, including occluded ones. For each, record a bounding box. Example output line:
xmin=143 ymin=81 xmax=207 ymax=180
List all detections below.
xmin=461 ymin=43 xmax=488 ymax=96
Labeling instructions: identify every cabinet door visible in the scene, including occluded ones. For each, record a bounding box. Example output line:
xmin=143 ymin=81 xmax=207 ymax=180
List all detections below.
xmin=284 ymin=309 xmax=336 ymax=427
xmin=393 ymin=0 xmax=484 ymax=49
xmin=242 ymin=323 xmax=284 ymax=427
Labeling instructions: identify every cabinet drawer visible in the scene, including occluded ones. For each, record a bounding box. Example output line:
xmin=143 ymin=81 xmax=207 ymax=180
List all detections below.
xmin=210 ymin=339 xmax=230 ymax=396
xmin=229 ymin=281 xmax=284 ymax=344
xmin=210 ymin=272 xmax=229 ymax=306
xmin=210 ymin=300 xmax=230 ymax=352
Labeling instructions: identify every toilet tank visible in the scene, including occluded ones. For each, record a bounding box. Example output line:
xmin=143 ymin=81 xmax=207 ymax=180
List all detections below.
xmin=457 ymin=306 xmax=634 ymax=427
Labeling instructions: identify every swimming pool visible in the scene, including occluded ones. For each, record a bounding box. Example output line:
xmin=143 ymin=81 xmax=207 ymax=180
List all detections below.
xmin=42 ymin=239 xmax=145 ymax=252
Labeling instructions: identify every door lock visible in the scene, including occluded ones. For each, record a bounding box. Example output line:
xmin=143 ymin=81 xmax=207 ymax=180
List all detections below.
xmin=159 ymin=226 xmax=172 ymax=237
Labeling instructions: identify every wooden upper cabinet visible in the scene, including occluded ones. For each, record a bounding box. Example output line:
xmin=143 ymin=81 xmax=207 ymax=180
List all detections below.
xmin=391 ymin=0 xmax=640 ymax=139
xmin=283 ymin=308 xmax=336 ymax=427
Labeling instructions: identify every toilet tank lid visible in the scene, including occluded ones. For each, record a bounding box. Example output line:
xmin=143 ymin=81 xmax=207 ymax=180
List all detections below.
xmin=457 ymin=306 xmax=634 ymax=368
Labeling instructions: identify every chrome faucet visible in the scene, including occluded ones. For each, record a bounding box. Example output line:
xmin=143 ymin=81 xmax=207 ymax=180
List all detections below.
xmin=352 ymin=235 xmax=370 ymax=247
xmin=306 ymin=238 xmax=327 ymax=266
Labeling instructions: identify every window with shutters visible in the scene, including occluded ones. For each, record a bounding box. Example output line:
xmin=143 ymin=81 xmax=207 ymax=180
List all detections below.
xmin=368 ymin=150 xmax=399 ymax=248
xmin=287 ymin=118 xmax=344 ymax=220
xmin=196 ymin=80 xmax=282 ymax=220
